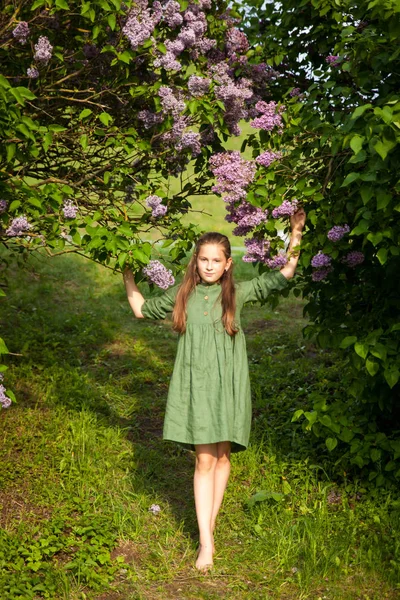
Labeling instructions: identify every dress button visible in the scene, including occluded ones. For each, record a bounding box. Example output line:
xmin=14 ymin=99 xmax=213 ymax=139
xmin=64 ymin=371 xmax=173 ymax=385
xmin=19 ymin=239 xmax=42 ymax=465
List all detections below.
xmin=204 ymin=311 xmax=208 ymax=316
xmin=204 ymin=295 xmax=209 ymax=300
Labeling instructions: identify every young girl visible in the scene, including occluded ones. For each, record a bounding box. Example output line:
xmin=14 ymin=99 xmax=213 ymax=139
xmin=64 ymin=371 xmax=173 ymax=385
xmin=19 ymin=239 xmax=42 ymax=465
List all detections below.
xmin=123 ymin=209 xmax=306 ymax=570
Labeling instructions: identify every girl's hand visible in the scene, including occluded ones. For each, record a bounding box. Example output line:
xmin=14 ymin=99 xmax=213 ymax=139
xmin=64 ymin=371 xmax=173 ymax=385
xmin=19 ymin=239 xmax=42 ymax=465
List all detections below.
xmin=290 ymin=208 xmax=306 ymax=233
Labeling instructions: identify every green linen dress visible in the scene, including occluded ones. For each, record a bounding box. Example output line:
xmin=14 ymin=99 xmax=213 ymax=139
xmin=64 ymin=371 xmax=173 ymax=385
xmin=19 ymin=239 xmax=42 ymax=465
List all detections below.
xmin=141 ymin=270 xmax=288 ymax=453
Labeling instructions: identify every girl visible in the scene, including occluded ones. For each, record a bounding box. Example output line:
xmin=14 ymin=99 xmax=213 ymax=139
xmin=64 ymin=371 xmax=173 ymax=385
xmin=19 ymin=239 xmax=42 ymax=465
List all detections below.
xmin=123 ymin=208 xmax=306 ymax=571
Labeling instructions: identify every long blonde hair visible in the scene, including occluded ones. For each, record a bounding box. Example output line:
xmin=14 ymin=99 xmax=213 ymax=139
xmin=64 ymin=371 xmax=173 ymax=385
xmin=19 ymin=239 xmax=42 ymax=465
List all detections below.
xmin=172 ymin=232 xmax=238 ymax=336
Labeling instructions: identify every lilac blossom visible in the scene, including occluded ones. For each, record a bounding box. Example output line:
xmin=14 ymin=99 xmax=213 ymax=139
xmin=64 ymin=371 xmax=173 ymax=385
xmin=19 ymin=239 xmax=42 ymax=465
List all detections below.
xmin=265 ymin=251 xmax=288 ymax=269
xmin=272 ymin=199 xmax=299 ymax=219
xmin=158 ymin=87 xmax=186 ymax=117
xmin=290 ymin=87 xmax=301 ymax=97
xmin=326 ymin=55 xmax=340 ymax=66
xmin=226 ymin=201 xmax=268 ymax=236
xmin=143 ymin=260 xmax=175 ymax=289
xmin=311 ymin=252 xmax=332 ymax=268
xmin=163 ymin=1 xmax=183 ymax=28
xmin=327 ymin=224 xmax=350 ymax=242
xmin=122 ymin=3 xmax=160 ymax=51
xmin=27 ymin=67 xmax=39 ymax=79
xmin=342 ymin=251 xmax=364 ymax=267
xmin=0 ymin=199 xmax=8 ymax=213
xmin=62 ymin=200 xmax=78 ymax=219
xmin=256 ymin=150 xmax=283 ymax=168
xmin=6 ymin=216 xmax=31 ymax=237
xmin=176 ymin=132 xmax=201 ymax=155
xmin=209 ymin=152 xmax=256 ymax=203
xmin=188 ymin=75 xmax=211 ymax=97
xmin=137 ymin=110 xmax=164 ymax=129
xmin=0 ymin=383 xmax=12 ymax=409
xmin=149 ymin=503 xmax=161 ymax=514
xmin=146 ymin=195 xmax=167 ymax=217
xmin=154 ymin=51 xmax=182 ymax=72
xmin=225 ymin=28 xmax=249 ymax=55
xmin=34 ymin=36 xmax=53 ymax=65
xmin=312 ymin=267 xmax=332 ymax=281
xmin=251 ymin=101 xmax=285 ymax=133
xmin=242 ymin=237 xmax=270 ymax=263
xmin=13 ymin=21 xmax=30 ymax=44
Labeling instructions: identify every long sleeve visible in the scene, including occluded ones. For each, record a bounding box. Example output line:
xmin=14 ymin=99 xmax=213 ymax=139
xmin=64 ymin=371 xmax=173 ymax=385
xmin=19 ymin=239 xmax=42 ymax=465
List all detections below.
xmin=141 ymin=285 xmax=179 ymax=320
xmin=237 ymin=270 xmax=288 ymax=306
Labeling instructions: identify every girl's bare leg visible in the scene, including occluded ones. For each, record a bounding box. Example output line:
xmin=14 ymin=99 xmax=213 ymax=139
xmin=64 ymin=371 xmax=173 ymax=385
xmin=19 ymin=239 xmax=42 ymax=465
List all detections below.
xmin=194 ymin=443 xmax=217 ymax=569
xmin=211 ymin=441 xmax=231 ymax=535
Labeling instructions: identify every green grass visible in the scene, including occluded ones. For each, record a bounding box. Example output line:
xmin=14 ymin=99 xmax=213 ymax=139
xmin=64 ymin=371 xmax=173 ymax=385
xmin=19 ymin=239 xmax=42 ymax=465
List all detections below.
xmin=0 ymin=250 xmax=399 ymax=599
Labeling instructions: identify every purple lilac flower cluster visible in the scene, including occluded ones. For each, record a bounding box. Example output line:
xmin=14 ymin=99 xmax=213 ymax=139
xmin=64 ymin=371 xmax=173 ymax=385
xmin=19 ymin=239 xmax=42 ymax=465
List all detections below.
xmin=251 ymin=101 xmax=285 ymax=133
xmin=146 ymin=195 xmax=167 ymax=217
xmin=311 ymin=252 xmax=332 ymax=281
xmin=342 ymin=251 xmax=364 ymax=268
xmin=290 ymin=87 xmax=301 ymax=97
xmin=272 ymin=199 xmax=298 ymax=219
xmin=122 ymin=1 xmax=161 ymax=51
xmin=256 ymin=150 xmax=282 ymax=168
xmin=210 ymin=62 xmax=253 ymax=136
xmin=326 ymin=55 xmax=340 ymax=67
xmin=13 ymin=21 xmax=30 ymax=44
xmin=6 ymin=216 xmax=31 ymax=237
xmin=242 ymin=237 xmax=270 ymax=263
xmin=188 ymin=75 xmax=211 ymax=97
xmin=176 ymin=131 xmax=201 ymax=155
xmin=0 ymin=199 xmax=8 ymax=213
xmin=0 ymin=375 xmax=11 ymax=409
xmin=34 ymin=36 xmax=53 ymax=65
xmin=158 ymin=86 xmax=186 ymax=117
xmin=311 ymin=252 xmax=331 ymax=268
xmin=225 ymin=28 xmax=249 ymax=55
xmin=209 ymin=151 xmax=256 ymax=203
xmin=312 ymin=267 xmax=332 ymax=281
xmin=137 ymin=110 xmax=164 ymax=129
xmin=327 ymin=224 xmax=350 ymax=242
xmin=27 ymin=67 xmax=39 ymax=79
xmin=226 ymin=201 xmax=268 ymax=236
xmin=143 ymin=260 xmax=175 ymax=289
xmin=265 ymin=251 xmax=288 ymax=269
xmin=62 ymin=201 xmax=78 ymax=219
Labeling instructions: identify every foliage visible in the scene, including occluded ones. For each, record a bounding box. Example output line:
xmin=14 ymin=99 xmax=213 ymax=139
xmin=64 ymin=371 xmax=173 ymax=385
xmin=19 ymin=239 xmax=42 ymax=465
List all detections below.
xmin=238 ymin=0 xmax=400 ymax=484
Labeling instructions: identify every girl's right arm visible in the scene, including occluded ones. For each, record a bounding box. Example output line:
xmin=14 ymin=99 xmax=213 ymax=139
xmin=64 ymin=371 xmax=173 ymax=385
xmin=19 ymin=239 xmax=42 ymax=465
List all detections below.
xmin=123 ymin=268 xmax=145 ymax=318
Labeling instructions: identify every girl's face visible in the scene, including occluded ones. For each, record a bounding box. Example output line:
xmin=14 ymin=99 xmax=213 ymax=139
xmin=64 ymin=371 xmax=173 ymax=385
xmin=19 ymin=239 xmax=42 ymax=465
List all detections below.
xmin=196 ymin=243 xmax=232 ymax=284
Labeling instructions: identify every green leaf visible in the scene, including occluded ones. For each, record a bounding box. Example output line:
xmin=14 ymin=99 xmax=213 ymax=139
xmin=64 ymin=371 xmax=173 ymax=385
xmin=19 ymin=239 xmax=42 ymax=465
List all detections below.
xmin=80 ymin=134 xmax=89 ymax=150
xmin=340 ymin=336 xmax=357 ymax=349
xmin=319 ymin=415 xmax=332 ymax=427
xmin=350 ymin=135 xmax=364 ymax=154
xmin=132 ymin=247 xmax=149 ymax=264
xmin=6 ymin=143 xmax=16 ymax=163
xmin=350 ymin=219 xmax=370 ymax=236
xmin=354 ymin=342 xmax=369 ymax=360
xmin=341 ymin=172 xmax=360 ymax=187
xmin=107 ymin=14 xmax=116 ymax=30
xmin=99 ymin=112 xmax=112 ymax=126
xmin=370 ymin=448 xmax=381 ymax=462
xmin=118 ymin=51 xmax=131 ymax=64
xmin=370 ymin=343 xmax=387 ymax=361
xmin=351 ymin=104 xmax=372 ymax=120
xmin=291 ymin=409 xmax=304 ymax=422
xmin=366 ymin=358 xmax=379 ymax=377
xmin=43 ymin=132 xmax=53 ymax=152
xmin=79 ymin=108 xmax=92 ymax=120
xmin=367 ymin=232 xmax=383 ymax=246
xmin=0 ymin=75 xmax=11 ymax=89
xmin=376 ymin=190 xmax=392 ymax=210
xmin=56 ymin=0 xmax=70 ymax=8
xmin=376 ymin=248 xmax=388 ymax=265
xmin=0 ymin=338 xmax=9 ymax=355
xmin=247 ymin=491 xmax=284 ymax=507
xmin=31 ymin=0 xmax=45 ymax=9
xmin=326 ymin=437 xmax=338 ymax=451
xmin=373 ymin=138 xmax=396 ymax=160
xmin=384 ymin=368 xmax=399 ymax=388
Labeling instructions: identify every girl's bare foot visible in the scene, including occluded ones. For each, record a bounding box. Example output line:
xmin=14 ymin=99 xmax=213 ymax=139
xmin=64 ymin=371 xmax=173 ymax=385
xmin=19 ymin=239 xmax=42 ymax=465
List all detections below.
xmin=195 ymin=543 xmax=214 ymax=571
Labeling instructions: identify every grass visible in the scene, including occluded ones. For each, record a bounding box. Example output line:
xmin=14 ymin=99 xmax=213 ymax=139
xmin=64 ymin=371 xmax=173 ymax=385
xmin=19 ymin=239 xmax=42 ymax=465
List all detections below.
xmin=0 ymin=249 xmax=399 ymax=599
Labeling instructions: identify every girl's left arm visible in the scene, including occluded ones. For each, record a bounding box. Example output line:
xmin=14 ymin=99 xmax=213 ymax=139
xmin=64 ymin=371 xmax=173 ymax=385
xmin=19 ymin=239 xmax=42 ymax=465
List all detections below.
xmin=280 ymin=208 xmax=306 ymax=280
